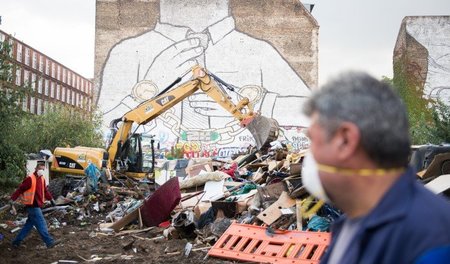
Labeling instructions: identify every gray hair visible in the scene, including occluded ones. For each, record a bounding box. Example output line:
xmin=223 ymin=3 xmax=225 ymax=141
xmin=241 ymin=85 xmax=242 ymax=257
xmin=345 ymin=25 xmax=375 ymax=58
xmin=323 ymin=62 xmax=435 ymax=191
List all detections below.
xmin=303 ymin=72 xmax=411 ymax=168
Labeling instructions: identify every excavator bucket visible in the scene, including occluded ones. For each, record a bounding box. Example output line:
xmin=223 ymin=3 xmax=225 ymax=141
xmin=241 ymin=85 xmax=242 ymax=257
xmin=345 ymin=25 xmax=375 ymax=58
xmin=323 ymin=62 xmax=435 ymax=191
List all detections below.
xmin=246 ymin=115 xmax=279 ymax=151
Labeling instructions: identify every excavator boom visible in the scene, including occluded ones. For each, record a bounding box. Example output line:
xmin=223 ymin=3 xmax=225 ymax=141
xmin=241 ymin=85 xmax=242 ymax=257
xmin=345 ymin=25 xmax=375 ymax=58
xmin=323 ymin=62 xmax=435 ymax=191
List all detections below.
xmin=107 ymin=66 xmax=279 ymax=169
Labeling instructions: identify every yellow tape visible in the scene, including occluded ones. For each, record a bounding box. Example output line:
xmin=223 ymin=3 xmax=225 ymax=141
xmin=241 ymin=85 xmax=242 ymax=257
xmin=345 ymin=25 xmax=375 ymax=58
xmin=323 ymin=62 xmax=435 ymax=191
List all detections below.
xmin=317 ymin=164 xmax=405 ymax=177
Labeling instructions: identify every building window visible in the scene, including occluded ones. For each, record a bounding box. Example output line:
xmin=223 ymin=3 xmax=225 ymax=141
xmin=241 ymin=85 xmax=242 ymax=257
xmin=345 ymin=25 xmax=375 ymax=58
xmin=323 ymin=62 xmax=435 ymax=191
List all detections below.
xmin=56 ymin=84 xmax=60 ymax=100
xmin=46 ymin=60 xmax=50 ymax=75
xmin=30 ymin=97 xmax=35 ymax=114
xmin=15 ymin=68 xmax=21 ymax=86
xmin=57 ymin=65 xmax=61 ymax=80
xmin=24 ymin=47 xmax=30 ymax=66
xmin=32 ymin=52 xmax=37 ymax=69
xmin=31 ymin=73 xmax=36 ymax=91
xmin=22 ymin=96 xmax=28 ymax=112
xmin=51 ymin=63 xmax=56 ymax=78
xmin=16 ymin=43 xmax=22 ymax=62
xmin=63 ymin=68 xmax=66 ymax=83
xmin=38 ymin=78 xmax=43 ymax=94
xmin=63 ymin=87 xmax=66 ymax=102
xmin=50 ymin=81 xmax=55 ymax=98
xmin=37 ymin=98 xmax=42 ymax=115
xmin=39 ymin=56 xmax=44 ymax=72
xmin=23 ymin=70 xmax=30 ymax=86
xmin=44 ymin=80 xmax=49 ymax=96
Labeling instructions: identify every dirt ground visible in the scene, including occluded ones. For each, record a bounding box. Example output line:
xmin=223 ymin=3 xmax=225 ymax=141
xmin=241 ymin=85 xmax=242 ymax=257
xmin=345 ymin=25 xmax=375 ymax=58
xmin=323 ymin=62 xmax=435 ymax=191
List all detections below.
xmin=0 ymin=195 xmax=232 ymax=264
xmin=0 ymin=226 xmax=232 ymax=263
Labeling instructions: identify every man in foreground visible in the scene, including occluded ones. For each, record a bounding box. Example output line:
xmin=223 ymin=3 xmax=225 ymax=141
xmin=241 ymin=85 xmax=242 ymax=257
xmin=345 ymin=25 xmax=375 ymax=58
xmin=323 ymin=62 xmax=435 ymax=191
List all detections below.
xmin=301 ymin=72 xmax=450 ymax=263
xmin=10 ymin=163 xmax=58 ymax=248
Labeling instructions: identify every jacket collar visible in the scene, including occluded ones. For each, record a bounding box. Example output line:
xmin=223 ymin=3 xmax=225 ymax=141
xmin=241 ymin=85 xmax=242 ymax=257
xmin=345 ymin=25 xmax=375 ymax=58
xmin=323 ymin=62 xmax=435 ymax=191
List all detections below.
xmin=331 ymin=167 xmax=415 ymax=232
xmin=154 ymin=16 xmax=235 ymax=45
xmin=362 ymin=167 xmax=414 ymax=229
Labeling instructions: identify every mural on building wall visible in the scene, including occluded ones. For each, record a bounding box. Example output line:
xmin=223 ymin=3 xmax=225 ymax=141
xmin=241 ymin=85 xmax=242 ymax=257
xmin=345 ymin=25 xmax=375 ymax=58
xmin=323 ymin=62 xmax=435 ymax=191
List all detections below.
xmin=98 ymin=0 xmax=316 ymax=154
xmin=405 ymin=17 xmax=450 ymax=105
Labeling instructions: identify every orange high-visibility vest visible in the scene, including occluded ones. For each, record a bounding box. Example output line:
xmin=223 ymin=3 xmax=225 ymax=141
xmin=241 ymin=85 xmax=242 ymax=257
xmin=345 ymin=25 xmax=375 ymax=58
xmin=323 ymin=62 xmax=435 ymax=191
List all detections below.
xmin=19 ymin=173 xmax=45 ymax=205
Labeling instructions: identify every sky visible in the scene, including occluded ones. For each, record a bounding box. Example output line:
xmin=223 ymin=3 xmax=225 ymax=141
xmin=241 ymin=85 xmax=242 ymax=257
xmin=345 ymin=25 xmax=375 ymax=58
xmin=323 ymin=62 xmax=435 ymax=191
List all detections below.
xmin=1 ymin=0 xmax=449 ymax=85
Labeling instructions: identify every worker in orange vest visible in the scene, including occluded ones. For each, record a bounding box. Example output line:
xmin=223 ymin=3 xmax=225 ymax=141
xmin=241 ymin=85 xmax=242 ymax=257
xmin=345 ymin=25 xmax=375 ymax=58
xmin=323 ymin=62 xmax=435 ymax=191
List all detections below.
xmin=10 ymin=163 xmax=59 ymax=248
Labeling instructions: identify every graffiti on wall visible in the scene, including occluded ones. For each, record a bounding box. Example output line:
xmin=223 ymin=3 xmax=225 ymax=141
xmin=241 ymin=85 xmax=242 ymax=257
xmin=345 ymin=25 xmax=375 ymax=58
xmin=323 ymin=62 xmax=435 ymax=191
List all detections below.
xmin=406 ymin=17 xmax=450 ymax=105
xmin=98 ymin=0 xmax=314 ymax=151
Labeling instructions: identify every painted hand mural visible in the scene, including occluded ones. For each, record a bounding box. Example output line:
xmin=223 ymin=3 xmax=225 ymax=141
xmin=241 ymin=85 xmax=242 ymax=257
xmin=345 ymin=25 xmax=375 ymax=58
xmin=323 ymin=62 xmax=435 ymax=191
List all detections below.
xmin=98 ymin=0 xmax=315 ymax=154
xmin=406 ymin=17 xmax=450 ymax=105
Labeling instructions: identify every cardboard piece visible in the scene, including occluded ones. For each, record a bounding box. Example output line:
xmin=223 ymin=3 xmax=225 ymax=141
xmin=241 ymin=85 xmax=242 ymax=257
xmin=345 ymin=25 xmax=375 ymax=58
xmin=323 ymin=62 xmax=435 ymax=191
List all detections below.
xmin=185 ymin=162 xmax=213 ymax=177
xmin=201 ymin=180 xmax=225 ymax=202
xmin=257 ymin=191 xmax=296 ymax=225
xmin=251 ymin=168 xmax=265 ymax=183
xmin=290 ymin=163 xmax=302 ymax=175
xmin=140 ymin=177 xmax=181 ymax=227
xmin=237 ymin=196 xmax=254 ymax=213
xmin=194 ymin=202 xmax=212 ymax=219
xmin=257 ymin=181 xmax=287 ymax=204
xmin=268 ymin=161 xmax=278 ymax=171
xmin=425 ymin=174 xmax=450 ymax=194
xmin=180 ymin=192 xmax=205 ymax=208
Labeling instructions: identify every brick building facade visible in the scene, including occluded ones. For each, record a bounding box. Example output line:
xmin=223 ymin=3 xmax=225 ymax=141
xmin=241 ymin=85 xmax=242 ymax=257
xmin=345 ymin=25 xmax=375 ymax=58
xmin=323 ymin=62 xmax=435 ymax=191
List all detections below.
xmin=0 ymin=29 xmax=93 ymax=114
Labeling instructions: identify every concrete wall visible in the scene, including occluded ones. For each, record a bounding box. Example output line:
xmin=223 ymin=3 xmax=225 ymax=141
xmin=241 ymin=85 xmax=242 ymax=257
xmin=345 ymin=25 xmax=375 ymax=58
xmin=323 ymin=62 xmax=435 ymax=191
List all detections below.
xmin=95 ymin=0 xmax=318 ymax=156
xmin=394 ymin=16 xmax=450 ymax=106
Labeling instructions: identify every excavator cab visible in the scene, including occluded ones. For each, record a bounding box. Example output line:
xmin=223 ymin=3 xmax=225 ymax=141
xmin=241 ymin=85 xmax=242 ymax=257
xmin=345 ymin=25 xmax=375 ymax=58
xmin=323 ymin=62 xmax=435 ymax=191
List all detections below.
xmin=120 ymin=134 xmax=142 ymax=173
xmin=112 ymin=133 xmax=155 ymax=178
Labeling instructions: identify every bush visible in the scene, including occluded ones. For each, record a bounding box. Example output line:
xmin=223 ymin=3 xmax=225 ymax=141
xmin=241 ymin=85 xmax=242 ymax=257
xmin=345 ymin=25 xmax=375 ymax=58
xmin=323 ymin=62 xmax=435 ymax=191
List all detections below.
xmin=17 ymin=105 xmax=104 ymax=153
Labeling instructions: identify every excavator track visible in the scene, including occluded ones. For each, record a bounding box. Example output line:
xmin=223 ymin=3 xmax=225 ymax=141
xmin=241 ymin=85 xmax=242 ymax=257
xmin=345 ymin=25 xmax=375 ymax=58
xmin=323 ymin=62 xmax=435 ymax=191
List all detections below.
xmin=246 ymin=115 xmax=280 ymax=152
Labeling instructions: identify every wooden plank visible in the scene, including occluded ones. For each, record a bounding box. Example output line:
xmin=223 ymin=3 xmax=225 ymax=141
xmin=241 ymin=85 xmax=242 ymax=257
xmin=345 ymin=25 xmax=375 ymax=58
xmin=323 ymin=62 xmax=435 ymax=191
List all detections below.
xmin=111 ymin=208 xmax=140 ymax=232
xmin=257 ymin=191 xmax=296 ymax=225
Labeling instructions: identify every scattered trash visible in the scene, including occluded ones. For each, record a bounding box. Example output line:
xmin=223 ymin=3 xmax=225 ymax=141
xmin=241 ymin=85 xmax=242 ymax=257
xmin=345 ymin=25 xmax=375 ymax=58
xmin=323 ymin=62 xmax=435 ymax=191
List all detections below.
xmin=10 ymin=227 xmax=21 ymax=233
xmin=0 ymin=142 xmax=341 ymax=263
xmin=184 ymin=242 xmax=193 ymax=257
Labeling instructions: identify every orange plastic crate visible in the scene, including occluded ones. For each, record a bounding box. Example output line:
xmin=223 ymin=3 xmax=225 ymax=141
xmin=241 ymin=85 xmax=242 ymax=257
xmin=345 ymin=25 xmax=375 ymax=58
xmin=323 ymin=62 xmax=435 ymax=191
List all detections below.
xmin=208 ymin=222 xmax=330 ymax=264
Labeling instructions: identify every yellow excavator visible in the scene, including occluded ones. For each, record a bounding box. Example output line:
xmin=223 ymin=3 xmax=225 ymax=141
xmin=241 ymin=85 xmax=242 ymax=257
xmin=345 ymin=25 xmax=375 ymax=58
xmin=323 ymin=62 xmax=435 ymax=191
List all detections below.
xmin=51 ymin=66 xmax=279 ymax=180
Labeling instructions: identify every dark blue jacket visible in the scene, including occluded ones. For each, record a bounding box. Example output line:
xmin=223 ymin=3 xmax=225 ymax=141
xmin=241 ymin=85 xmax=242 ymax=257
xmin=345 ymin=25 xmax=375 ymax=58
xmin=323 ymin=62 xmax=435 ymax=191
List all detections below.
xmin=320 ymin=168 xmax=450 ymax=264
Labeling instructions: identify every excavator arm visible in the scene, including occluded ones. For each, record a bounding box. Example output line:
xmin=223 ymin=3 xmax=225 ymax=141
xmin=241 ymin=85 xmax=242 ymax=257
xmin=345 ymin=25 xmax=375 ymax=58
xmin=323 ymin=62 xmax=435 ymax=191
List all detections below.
xmin=107 ymin=66 xmax=278 ymax=169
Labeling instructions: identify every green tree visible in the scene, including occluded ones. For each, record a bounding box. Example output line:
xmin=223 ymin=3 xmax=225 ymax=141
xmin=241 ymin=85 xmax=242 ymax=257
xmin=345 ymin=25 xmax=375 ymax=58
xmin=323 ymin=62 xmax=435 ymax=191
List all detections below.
xmin=428 ymin=100 xmax=450 ymax=144
xmin=0 ymin=40 xmax=30 ymax=186
xmin=385 ymin=69 xmax=450 ymax=145
xmin=17 ymin=105 xmax=104 ymax=153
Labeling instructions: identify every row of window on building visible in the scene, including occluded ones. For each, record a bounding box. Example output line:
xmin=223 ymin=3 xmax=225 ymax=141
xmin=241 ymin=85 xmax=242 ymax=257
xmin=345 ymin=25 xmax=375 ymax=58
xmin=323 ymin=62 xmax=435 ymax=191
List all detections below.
xmin=21 ymin=96 xmax=88 ymax=115
xmin=0 ymin=30 xmax=93 ymax=115
xmin=15 ymin=68 xmax=91 ymax=110
xmin=13 ymin=42 xmax=92 ymax=94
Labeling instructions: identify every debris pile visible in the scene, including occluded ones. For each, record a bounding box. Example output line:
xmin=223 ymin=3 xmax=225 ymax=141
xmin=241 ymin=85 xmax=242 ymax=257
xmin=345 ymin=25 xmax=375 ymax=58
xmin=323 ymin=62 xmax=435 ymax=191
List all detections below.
xmin=0 ymin=142 xmax=341 ymax=263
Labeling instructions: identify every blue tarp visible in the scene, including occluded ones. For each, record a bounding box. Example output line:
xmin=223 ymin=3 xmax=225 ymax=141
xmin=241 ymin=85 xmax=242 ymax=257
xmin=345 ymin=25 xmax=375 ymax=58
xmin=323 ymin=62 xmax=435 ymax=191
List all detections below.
xmin=84 ymin=162 xmax=100 ymax=192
